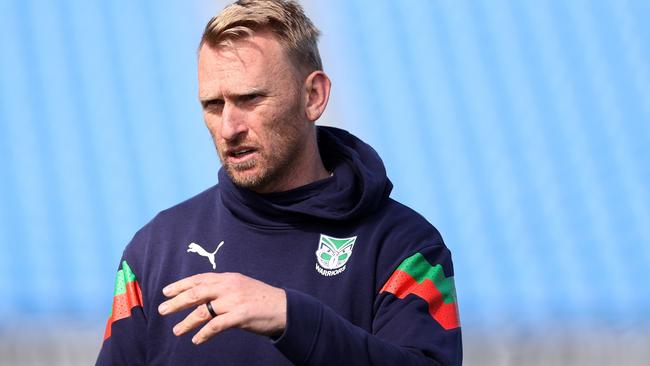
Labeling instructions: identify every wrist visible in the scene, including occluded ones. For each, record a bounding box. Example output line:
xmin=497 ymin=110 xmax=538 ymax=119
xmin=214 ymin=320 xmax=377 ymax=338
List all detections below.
xmin=268 ymin=287 xmax=287 ymax=337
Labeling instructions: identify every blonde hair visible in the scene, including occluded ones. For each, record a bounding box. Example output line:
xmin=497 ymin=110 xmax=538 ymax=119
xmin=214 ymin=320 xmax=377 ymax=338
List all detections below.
xmin=200 ymin=0 xmax=323 ymax=74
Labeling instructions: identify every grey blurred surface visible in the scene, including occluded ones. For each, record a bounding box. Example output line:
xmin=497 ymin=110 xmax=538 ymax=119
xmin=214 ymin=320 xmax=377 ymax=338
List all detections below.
xmin=1 ymin=326 xmax=649 ymax=366
xmin=0 ymin=327 xmax=102 ymax=366
xmin=463 ymin=328 xmax=650 ymax=366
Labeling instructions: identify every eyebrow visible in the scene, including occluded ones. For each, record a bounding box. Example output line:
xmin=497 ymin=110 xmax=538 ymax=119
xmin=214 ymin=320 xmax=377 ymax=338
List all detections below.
xmin=199 ymin=88 xmax=268 ymax=103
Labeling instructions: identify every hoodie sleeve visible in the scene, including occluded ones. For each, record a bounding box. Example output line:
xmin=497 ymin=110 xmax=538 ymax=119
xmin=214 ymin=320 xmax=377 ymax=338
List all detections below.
xmin=96 ymin=253 xmax=147 ymax=366
xmin=273 ymin=245 xmax=462 ymax=366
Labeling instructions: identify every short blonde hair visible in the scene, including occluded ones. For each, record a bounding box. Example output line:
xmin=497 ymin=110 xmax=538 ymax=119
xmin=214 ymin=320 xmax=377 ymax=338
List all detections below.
xmin=200 ymin=0 xmax=323 ymax=74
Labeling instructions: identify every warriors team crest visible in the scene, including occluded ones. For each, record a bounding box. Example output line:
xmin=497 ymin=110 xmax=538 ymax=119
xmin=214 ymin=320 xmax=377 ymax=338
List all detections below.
xmin=315 ymin=234 xmax=357 ymax=276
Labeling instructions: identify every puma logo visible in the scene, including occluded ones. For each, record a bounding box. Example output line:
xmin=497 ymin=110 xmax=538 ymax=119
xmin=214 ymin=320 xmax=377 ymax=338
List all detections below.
xmin=187 ymin=241 xmax=224 ymax=270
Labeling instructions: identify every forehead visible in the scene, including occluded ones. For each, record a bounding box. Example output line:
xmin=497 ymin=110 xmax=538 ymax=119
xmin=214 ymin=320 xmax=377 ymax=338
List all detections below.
xmin=198 ymin=31 xmax=297 ymax=98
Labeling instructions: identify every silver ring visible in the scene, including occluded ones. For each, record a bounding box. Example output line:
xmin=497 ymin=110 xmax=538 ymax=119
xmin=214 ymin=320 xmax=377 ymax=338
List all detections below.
xmin=206 ymin=301 xmax=217 ymax=318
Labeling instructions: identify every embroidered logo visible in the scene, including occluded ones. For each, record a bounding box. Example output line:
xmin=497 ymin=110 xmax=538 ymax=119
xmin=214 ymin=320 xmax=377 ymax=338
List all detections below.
xmin=315 ymin=234 xmax=357 ymax=276
xmin=187 ymin=241 xmax=224 ymax=270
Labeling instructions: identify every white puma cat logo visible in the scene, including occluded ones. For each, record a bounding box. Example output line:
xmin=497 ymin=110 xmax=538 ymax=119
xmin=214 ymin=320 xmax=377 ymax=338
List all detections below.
xmin=187 ymin=241 xmax=224 ymax=270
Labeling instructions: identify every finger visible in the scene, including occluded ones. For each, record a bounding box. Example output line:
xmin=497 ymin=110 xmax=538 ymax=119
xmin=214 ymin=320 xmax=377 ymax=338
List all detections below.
xmin=192 ymin=312 xmax=240 ymax=345
xmin=172 ymin=301 xmax=219 ymax=336
xmin=159 ymin=284 xmax=217 ymax=315
xmin=162 ymin=273 xmax=216 ymax=297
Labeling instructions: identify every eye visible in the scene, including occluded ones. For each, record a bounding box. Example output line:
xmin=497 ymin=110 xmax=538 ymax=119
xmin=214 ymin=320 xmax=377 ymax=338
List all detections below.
xmin=240 ymin=93 xmax=262 ymax=103
xmin=202 ymin=99 xmax=224 ymax=111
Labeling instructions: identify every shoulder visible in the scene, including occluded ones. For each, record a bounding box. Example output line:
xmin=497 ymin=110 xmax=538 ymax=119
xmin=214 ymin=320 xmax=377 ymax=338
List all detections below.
xmin=368 ymin=198 xmax=452 ymax=286
xmin=123 ymin=184 xmax=220 ymax=256
xmin=373 ymin=198 xmax=444 ymax=247
xmin=150 ymin=184 xmax=220 ymax=229
xmin=118 ymin=184 xmax=221 ymax=302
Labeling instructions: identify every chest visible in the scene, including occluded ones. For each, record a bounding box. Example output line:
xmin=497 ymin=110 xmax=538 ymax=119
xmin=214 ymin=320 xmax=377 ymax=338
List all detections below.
xmin=142 ymin=226 xmax=379 ymax=365
xmin=146 ymin=222 xmax=382 ymax=317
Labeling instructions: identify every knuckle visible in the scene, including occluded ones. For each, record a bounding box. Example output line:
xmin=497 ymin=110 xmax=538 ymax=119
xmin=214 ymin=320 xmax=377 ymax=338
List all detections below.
xmin=208 ymin=321 xmax=221 ymax=333
xmin=193 ymin=273 xmax=209 ymax=285
xmin=234 ymin=305 xmax=249 ymax=320
xmin=197 ymin=305 xmax=210 ymax=320
xmin=232 ymin=292 xmax=244 ymax=306
xmin=188 ymin=287 xmax=201 ymax=302
xmin=191 ymin=275 xmax=202 ymax=286
xmin=233 ymin=274 xmax=246 ymax=287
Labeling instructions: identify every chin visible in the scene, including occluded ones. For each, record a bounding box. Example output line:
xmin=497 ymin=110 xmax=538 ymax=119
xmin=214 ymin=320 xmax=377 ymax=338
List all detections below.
xmin=225 ymin=157 xmax=290 ymax=192
xmin=227 ymin=168 xmax=269 ymax=190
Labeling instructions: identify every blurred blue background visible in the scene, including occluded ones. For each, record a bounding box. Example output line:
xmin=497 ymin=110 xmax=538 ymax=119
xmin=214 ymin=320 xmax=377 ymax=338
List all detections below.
xmin=1 ymin=0 xmax=649 ymax=360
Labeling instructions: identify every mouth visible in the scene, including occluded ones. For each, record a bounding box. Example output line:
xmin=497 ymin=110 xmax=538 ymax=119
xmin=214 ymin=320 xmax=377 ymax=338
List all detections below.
xmin=225 ymin=146 xmax=258 ymax=164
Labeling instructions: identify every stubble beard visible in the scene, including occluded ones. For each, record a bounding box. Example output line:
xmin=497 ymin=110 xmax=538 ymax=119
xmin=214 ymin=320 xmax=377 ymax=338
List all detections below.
xmin=217 ymin=118 xmax=306 ymax=192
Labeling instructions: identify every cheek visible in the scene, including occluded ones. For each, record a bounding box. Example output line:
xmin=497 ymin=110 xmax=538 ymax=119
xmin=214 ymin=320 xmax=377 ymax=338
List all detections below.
xmin=203 ymin=114 xmax=221 ymax=137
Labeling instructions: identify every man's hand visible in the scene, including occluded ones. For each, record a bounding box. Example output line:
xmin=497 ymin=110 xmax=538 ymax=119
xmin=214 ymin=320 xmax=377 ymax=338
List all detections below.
xmin=158 ymin=272 xmax=287 ymax=345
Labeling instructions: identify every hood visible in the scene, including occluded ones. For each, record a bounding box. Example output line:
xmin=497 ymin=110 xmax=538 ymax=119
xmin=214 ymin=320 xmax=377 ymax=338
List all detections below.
xmin=218 ymin=126 xmax=393 ymax=227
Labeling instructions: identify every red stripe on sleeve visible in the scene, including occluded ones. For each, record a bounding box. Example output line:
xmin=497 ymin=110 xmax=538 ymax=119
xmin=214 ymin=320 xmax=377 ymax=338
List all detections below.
xmin=103 ymin=281 xmax=144 ymax=340
xmin=381 ymin=270 xmax=460 ymax=330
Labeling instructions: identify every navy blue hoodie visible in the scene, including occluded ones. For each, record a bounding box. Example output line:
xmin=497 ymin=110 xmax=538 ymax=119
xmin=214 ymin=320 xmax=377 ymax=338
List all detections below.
xmin=96 ymin=126 xmax=462 ymax=365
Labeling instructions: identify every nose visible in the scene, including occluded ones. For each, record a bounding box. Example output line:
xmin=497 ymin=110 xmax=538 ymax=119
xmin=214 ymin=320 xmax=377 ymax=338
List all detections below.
xmin=220 ymin=102 xmax=247 ymax=141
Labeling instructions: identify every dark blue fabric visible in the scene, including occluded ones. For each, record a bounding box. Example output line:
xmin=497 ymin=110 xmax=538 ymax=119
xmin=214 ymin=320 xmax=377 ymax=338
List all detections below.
xmin=96 ymin=126 xmax=462 ymax=365
xmin=218 ymin=127 xmax=393 ymax=226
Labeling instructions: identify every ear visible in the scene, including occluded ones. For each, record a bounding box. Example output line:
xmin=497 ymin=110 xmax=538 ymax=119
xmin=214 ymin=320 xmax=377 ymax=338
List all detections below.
xmin=303 ymin=71 xmax=331 ymax=122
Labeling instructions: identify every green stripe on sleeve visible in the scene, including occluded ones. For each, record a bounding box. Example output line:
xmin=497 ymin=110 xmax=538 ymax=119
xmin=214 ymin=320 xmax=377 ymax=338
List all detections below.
xmin=112 ymin=260 xmax=137 ymax=296
xmin=396 ymin=253 xmax=457 ymax=304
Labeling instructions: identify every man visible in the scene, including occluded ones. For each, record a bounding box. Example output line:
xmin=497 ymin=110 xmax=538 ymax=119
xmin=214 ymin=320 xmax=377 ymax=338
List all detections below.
xmin=96 ymin=1 xmax=462 ymax=365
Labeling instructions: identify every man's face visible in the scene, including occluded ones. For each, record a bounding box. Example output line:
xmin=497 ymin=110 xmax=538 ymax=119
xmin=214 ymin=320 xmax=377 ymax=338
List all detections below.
xmin=198 ymin=30 xmax=311 ymax=192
